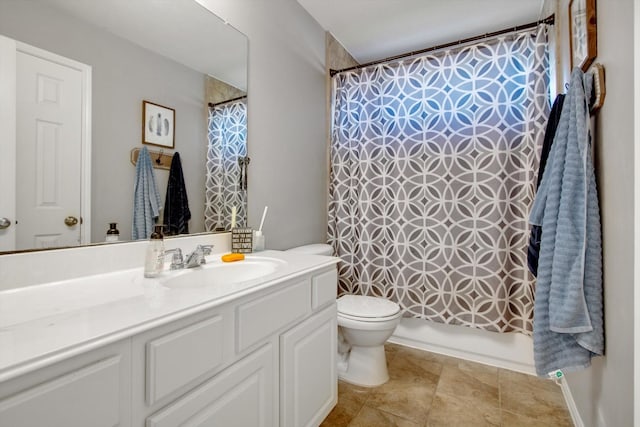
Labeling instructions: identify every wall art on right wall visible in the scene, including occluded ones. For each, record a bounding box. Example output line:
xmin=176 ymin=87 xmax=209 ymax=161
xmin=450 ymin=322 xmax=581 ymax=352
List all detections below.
xmin=569 ymin=0 xmax=597 ymax=71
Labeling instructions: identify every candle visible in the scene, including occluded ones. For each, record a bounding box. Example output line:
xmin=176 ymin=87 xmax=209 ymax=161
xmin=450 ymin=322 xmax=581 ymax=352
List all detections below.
xmin=230 ymin=206 xmax=237 ymax=229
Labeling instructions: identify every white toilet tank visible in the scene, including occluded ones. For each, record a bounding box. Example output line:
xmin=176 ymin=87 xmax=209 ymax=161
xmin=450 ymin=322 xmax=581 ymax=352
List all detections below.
xmin=286 ymin=243 xmax=333 ymax=256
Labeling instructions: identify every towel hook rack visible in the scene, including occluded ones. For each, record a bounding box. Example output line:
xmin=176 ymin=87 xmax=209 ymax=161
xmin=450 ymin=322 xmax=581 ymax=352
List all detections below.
xmin=130 ymin=147 xmax=173 ymax=170
xmin=589 ymin=63 xmax=605 ymax=114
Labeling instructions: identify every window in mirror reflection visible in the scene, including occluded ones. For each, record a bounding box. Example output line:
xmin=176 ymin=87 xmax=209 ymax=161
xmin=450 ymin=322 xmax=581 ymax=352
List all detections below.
xmin=205 ymin=97 xmax=248 ymax=232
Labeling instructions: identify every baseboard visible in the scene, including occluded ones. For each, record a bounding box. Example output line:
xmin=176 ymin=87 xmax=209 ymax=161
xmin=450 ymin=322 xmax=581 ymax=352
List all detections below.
xmin=559 ymin=378 xmax=585 ymax=427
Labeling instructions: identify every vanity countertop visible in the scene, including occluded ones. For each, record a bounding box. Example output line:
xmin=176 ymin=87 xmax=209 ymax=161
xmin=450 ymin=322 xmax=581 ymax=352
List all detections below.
xmin=0 ymin=250 xmax=338 ymax=382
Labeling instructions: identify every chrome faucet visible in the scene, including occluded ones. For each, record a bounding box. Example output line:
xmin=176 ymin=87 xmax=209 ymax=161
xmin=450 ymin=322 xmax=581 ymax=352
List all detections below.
xmin=163 ymin=248 xmax=184 ymax=270
xmin=184 ymin=244 xmax=214 ymax=268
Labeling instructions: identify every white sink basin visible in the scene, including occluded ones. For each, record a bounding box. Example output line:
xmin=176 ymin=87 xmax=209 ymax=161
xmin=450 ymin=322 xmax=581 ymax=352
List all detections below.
xmin=161 ymin=256 xmax=286 ymax=289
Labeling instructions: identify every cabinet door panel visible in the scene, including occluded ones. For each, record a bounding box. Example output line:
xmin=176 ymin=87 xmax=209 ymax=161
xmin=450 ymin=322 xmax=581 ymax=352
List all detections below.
xmin=311 ymin=269 xmax=337 ymax=310
xmin=146 ymin=315 xmax=224 ymax=405
xmin=147 ymin=343 xmax=275 ymax=427
xmin=0 ymin=356 xmax=123 ymax=427
xmin=237 ymin=279 xmax=310 ymax=352
xmin=280 ymin=304 xmax=337 ymax=427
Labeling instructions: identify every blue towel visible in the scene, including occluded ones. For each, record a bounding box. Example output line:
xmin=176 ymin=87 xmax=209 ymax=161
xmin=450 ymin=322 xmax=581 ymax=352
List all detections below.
xmin=164 ymin=152 xmax=191 ymax=235
xmin=132 ymin=147 xmax=162 ymax=240
xmin=529 ymin=68 xmax=603 ymax=376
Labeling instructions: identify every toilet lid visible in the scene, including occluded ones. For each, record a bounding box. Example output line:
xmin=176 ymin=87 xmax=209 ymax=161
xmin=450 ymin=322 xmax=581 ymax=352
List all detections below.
xmin=337 ymin=295 xmax=400 ymax=318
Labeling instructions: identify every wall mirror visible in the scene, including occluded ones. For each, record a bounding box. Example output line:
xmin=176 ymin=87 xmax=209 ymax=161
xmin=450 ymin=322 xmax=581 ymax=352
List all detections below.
xmin=569 ymin=0 xmax=597 ymax=71
xmin=0 ymin=0 xmax=248 ymax=254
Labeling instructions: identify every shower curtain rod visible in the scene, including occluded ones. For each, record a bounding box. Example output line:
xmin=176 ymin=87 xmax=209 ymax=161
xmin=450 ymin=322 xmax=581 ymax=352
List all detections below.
xmin=330 ymin=14 xmax=555 ymax=76
xmin=208 ymin=95 xmax=247 ymax=108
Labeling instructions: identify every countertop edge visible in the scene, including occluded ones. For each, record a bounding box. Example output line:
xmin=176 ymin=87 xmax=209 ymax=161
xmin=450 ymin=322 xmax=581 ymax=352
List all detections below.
xmin=0 ymin=257 xmax=339 ymax=383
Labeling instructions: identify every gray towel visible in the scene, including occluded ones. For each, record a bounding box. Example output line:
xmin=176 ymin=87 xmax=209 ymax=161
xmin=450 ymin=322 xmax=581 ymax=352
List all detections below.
xmin=529 ymin=68 xmax=603 ymax=376
xmin=132 ymin=147 xmax=162 ymax=240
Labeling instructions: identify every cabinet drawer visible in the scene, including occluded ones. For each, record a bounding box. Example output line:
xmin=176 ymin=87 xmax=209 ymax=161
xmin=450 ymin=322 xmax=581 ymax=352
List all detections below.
xmin=146 ymin=315 xmax=224 ymax=405
xmin=311 ymin=269 xmax=337 ymax=310
xmin=236 ymin=279 xmax=311 ymax=353
xmin=146 ymin=343 xmax=275 ymax=427
xmin=0 ymin=356 xmax=123 ymax=427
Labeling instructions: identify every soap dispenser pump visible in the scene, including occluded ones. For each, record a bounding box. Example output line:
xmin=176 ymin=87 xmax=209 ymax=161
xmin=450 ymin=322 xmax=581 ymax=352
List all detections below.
xmin=144 ymin=225 xmax=165 ymax=278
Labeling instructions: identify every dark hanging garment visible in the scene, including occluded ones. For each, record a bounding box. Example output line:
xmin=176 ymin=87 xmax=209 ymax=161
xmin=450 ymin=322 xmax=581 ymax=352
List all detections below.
xmin=527 ymin=94 xmax=565 ymax=276
xmin=164 ymin=152 xmax=191 ymax=235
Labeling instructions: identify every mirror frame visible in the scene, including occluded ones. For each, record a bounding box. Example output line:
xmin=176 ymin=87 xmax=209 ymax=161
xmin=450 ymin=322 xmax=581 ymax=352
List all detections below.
xmin=569 ymin=0 xmax=597 ymax=72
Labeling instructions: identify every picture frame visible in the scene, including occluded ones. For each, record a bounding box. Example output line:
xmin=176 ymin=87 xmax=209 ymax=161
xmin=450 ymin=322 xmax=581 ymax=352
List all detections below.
xmin=569 ymin=0 xmax=597 ymax=72
xmin=142 ymin=100 xmax=175 ymax=148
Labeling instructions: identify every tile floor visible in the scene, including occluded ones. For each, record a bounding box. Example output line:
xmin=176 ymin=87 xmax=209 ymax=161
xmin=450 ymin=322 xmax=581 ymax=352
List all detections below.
xmin=320 ymin=343 xmax=573 ymax=427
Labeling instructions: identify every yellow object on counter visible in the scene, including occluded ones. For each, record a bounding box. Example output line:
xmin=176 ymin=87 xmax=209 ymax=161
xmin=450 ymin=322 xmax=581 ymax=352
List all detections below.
xmin=222 ymin=253 xmax=245 ymax=262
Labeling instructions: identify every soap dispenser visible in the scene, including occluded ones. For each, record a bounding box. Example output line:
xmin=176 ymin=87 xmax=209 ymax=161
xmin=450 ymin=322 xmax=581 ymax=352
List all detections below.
xmin=144 ymin=225 xmax=165 ymax=278
xmin=105 ymin=222 xmax=120 ymax=242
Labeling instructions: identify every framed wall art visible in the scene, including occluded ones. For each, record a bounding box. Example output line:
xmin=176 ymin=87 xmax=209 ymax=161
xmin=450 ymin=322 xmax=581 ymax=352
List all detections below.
xmin=142 ymin=100 xmax=175 ymax=148
xmin=569 ymin=0 xmax=597 ymax=72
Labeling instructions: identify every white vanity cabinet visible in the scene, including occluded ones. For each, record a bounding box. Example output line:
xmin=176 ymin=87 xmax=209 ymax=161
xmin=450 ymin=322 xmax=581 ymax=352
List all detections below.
xmin=135 ymin=265 xmax=337 ymax=426
xmin=0 ymin=340 xmax=132 ymax=427
xmin=0 ymin=263 xmax=338 ymax=427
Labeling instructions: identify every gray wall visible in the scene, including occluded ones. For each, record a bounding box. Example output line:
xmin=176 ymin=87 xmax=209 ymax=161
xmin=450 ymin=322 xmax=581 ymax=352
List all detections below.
xmin=197 ymin=0 xmax=327 ymax=250
xmin=549 ymin=0 xmax=635 ymax=425
xmin=0 ymin=0 xmax=208 ymax=241
xmin=207 ymin=0 xmax=640 ymax=423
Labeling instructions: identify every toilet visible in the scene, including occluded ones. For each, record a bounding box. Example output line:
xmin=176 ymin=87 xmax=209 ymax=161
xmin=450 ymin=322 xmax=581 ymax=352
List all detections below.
xmin=286 ymin=244 xmax=401 ymax=387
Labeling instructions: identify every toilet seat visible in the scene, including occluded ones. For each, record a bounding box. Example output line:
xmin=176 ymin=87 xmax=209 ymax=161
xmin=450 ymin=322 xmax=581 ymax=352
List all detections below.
xmin=337 ymin=295 xmax=400 ymax=321
xmin=338 ymin=311 xmax=401 ymax=322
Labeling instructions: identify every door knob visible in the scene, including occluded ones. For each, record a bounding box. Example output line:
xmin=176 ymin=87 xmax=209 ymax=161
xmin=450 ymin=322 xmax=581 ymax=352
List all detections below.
xmin=0 ymin=217 xmax=11 ymax=229
xmin=64 ymin=216 xmax=79 ymax=227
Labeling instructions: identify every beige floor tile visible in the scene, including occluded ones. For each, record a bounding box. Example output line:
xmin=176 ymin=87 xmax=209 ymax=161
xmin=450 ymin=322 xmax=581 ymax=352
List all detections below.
xmin=501 ymin=409 xmax=573 ymax=427
xmin=388 ymin=347 xmax=443 ymax=386
xmin=361 ymin=345 xmax=443 ymax=422
xmin=349 ymin=405 xmax=423 ymax=427
xmin=322 ymin=345 xmax=573 ymax=427
xmin=366 ymin=379 xmax=436 ymax=423
xmin=385 ymin=342 xmax=402 ymax=363
xmin=499 ymin=369 xmax=570 ymax=420
xmin=435 ymin=362 xmax=499 ymax=408
xmin=338 ymin=379 xmax=374 ymax=401
xmin=320 ymin=381 xmax=371 ymax=427
xmin=427 ymin=393 xmax=501 ymax=427
xmin=393 ymin=345 xmax=461 ymax=367
xmin=320 ymin=406 xmax=353 ymax=427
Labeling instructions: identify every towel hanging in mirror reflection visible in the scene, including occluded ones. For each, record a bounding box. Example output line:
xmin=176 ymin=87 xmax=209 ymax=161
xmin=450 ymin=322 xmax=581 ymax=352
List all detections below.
xmin=238 ymin=156 xmax=250 ymax=190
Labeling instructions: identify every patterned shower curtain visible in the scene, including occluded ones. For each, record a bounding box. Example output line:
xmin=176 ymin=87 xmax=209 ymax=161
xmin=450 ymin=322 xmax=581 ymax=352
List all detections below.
xmin=328 ymin=27 xmax=549 ymax=334
xmin=204 ymin=99 xmax=247 ymax=231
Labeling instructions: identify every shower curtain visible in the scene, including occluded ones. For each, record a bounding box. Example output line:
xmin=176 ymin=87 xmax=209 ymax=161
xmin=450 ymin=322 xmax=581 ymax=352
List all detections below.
xmin=328 ymin=26 xmax=549 ymax=334
xmin=204 ymin=99 xmax=247 ymax=231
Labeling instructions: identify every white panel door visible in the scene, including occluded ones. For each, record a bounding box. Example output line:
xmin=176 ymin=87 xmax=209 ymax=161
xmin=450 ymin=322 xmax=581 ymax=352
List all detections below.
xmin=0 ymin=35 xmax=17 ymax=252
xmin=16 ymin=48 xmax=83 ymax=250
